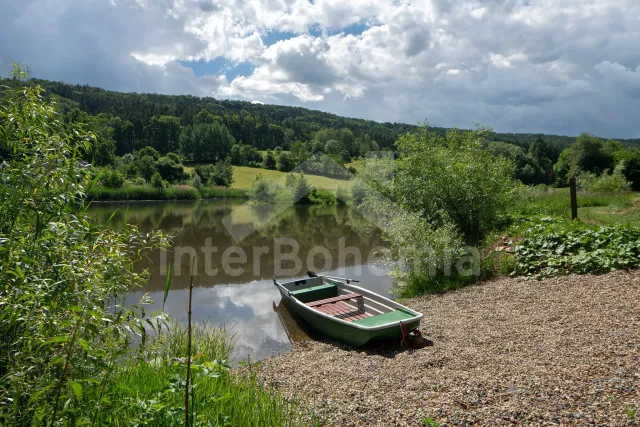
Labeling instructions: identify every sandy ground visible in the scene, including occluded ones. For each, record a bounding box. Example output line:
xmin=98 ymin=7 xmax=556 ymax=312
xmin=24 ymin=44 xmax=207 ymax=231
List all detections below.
xmin=259 ymin=271 xmax=640 ymax=426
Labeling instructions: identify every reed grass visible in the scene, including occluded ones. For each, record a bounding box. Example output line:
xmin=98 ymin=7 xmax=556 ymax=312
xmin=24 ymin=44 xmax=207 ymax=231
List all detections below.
xmin=88 ymin=184 xmax=249 ymax=201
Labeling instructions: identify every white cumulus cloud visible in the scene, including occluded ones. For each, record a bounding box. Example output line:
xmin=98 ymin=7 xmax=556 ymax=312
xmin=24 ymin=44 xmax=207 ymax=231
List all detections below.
xmin=2 ymin=0 xmax=640 ymax=137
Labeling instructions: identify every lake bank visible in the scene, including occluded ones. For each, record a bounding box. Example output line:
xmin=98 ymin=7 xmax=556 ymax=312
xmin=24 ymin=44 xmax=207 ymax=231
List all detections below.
xmin=258 ymin=270 xmax=640 ymax=426
xmin=87 ymin=184 xmax=249 ymax=201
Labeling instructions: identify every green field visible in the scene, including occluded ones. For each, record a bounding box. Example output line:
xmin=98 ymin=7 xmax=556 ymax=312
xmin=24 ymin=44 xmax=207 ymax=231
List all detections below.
xmin=345 ymin=159 xmax=364 ymax=172
xmin=578 ymin=204 xmax=640 ymax=225
xmin=231 ymin=166 xmax=350 ymax=190
xmin=184 ymin=165 xmax=349 ymax=190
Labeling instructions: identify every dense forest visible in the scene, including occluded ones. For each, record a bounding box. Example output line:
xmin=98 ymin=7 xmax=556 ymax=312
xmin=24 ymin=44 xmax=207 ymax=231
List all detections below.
xmin=2 ymin=76 xmax=640 ymax=190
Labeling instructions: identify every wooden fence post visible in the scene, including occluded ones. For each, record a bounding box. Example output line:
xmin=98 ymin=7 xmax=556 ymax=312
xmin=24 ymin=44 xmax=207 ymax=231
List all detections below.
xmin=569 ymin=177 xmax=578 ymax=220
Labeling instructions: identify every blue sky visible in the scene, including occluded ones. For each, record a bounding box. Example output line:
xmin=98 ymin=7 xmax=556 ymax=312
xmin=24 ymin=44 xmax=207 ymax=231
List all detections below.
xmin=179 ymin=25 xmax=369 ymax=80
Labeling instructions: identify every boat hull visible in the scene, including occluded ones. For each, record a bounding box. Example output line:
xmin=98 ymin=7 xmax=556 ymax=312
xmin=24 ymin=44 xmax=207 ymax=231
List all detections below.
xmin=279 ymin=288 xmax=420 ymax=347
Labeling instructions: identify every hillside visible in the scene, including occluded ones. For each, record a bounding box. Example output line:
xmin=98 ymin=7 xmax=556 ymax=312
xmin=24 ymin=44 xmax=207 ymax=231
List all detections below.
xmin=4 ymin=77 xmax=639 ymax=154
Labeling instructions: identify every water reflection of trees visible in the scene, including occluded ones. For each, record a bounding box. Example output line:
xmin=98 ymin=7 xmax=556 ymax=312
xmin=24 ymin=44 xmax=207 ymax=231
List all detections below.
xmin=88 ymin=200 xmax=385 ymax=290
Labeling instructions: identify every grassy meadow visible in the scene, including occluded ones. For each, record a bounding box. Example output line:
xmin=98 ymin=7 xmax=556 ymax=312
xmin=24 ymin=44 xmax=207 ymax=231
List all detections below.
xmin=186 ymin=165 xmax=349 ymax=190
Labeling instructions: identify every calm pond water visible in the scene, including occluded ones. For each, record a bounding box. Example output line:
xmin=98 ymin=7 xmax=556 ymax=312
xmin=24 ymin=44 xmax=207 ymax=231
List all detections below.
xmin=88 ymin=199 xmax=394 ymax=361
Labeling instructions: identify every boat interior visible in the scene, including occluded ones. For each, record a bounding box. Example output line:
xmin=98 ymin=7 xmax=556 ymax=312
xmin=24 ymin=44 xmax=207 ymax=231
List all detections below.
xmin=282 ymin=276 xmax=417 ymax=326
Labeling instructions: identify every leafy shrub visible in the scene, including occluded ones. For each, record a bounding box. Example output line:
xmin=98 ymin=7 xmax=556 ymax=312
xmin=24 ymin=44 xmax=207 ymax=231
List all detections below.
xmin=194 ymin=163 xmax=215 ymax=184
xmin=394 ymin=126 xmax=516 ymax=243
xmin=195 ymin=159 xmax=234 ymax=187
xmin=263 ymin=150 xmax=277 ymax=169
xmin=249 ymin=174 xmax=291 ymax=204
xmin=512 ymin=218 xmax=640 ymax=278
xmin=212 ymin=158 xmax=234 ymax=187
xmin=100 ymin=168 xmax=126 ymax=189
xmin=230 ymin=143 xmax=262 ymax=166
xmin=0 ymin=73 xmax=169 ymax=424
xmin=307 ymin=189 xmax=337 ymax=205
xmin=577 ymin=163 xmax=632 ymax=193
xmin=155 ymin=155 xmax=184 ymax=183
xmin=277 ymin=151 xmax=295 ymax=172
xmin=165 ymin=151 xmax=181 ymax=164
xmin=151 ymin=171 xmax=165 ymax=189
xmin=383 ymin=209 xmax=474 ymax=296
xmin=285 ymin=172 xmax=312 ymax=202
xmin=137 ymin=155 xmax=157 ymax=182
xmin=192 ymin=172 xmax=203 ymax=188
xmin=136 ymin=146 xmax=160 ymax=160
xmin=352 ymin=126 xmax=516 ymax=295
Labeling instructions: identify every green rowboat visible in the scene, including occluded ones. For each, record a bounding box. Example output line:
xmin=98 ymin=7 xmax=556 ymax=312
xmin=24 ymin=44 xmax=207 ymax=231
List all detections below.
xmin=274 ymin=275 xmax=423 ymax=347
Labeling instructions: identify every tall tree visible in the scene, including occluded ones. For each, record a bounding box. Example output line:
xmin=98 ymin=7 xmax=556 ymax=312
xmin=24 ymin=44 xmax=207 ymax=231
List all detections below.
xmin=180 ymin=122 xmax=235 ymax=162
xmin=146 ymin=115 xmax=181 ymax=154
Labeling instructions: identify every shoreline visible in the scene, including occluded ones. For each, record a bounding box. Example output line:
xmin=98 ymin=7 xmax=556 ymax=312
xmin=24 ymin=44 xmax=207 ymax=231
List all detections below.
xmin=258 ymin=270 xmax=640 ymax=426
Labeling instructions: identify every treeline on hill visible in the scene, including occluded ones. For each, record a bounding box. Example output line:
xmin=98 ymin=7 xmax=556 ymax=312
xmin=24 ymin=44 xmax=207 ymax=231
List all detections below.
xmin=1 ymin=76 xmax=640 ymax=191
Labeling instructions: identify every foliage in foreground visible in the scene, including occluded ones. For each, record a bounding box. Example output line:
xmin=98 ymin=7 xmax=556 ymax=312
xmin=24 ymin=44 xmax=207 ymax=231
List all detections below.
xmin=0 ymin=74 xmax=307 ymax=426
xmin=95 ymin=324 xmax=312 ymax=427
xmin=511 ymin=218 xmax=640 ymax=278
xmin=0 ymin=73 xmax=169 ymax=424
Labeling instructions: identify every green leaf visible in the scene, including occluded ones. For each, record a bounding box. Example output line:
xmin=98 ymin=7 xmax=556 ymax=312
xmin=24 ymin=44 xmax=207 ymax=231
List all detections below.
xmin=77 ymin=339 xmax=90 ymax=352
xmin=69 ymin=381 xmax=83 ymax=400
xmin=44 ymin=336 xmax=69 ymax=345
xmin=28 ymin=383 xmax=55 ymax=404
xmin=163 ymin=263 xmax=172 ymax=311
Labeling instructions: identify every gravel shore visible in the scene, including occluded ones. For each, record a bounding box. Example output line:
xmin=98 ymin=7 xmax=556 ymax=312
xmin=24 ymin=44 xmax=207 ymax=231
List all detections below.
xmin=259 ymin=271 xmax=640 ymax=426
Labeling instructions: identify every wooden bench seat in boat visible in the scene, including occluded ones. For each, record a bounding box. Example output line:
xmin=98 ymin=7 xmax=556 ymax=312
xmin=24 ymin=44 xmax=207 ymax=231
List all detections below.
xmin=305 ymin=293 xmax=370 ymax=322
xmin=289 ymin=284 xmax=336 ymax=303
xmin=306 ymin=292 xmax=363 ymax=307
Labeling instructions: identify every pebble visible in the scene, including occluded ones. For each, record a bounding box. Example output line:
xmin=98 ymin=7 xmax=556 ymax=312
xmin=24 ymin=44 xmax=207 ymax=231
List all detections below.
xmin=259 ymin=270 xmax=640 ymax=426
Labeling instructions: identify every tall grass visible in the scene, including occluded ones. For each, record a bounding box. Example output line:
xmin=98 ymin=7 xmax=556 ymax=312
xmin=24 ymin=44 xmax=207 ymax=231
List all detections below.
xmin=91 ymin=323 xmax=313 ymax=426
xmin=509 ymin=186 xmax=637 ymax=220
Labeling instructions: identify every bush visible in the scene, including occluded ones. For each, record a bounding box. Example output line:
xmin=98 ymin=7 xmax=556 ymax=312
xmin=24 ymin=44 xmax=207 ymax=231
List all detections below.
xmin=212 ymin=158 xmax=234 ymax=187
xmin=263 ymin=151 xmax=277 ymax=170
xmin=307 ymin=189 xmax=337 ymax=205
xmin=165 ymin=151 xmax=181 ymax=164
xmin=151 ymin=171 xmax=165 ymax=189
xmin=249 ymin=174 xmax=291 ymax=204
xmin=0 ymin=73 xmax=169 ymax=424
xmin=100 ymin=168 xmax=126 ymax=189
xmin=137 ymin=155 xmax=157 ymax=182
xmin=195 ymin=159 xmax=234 ymax=187
xmin=136 ymin=146 xmax=160 ymax=160
xmin=277 ymin=151 xmax=295 ymax=172
xmin=577 ymin=163 xmax=632 ymax=193
xmin=352 ymin=125 xmax=516 ymax=295
xmin=155 ymin=156 xmax=184 ymax=183
xmin=194 ymin=164 xmax=215 ymax=184
xmin=193 ymin=172 xmax=203 ymax=189
xmin=285 ymin=172 xmax=312 ymax=202
xmin=394 ymin=126 xmax=516 ymax=242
